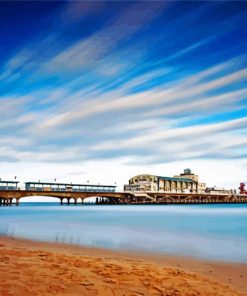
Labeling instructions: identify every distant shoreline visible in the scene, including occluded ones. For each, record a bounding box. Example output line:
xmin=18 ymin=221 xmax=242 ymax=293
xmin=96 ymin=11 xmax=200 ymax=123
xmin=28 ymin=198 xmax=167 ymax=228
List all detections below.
xmin=0 ymin=236 xmax=246 ymax=295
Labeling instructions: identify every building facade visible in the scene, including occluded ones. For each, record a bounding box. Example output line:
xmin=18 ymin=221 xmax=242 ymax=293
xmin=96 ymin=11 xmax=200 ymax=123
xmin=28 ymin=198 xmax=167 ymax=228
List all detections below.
xmin=124 ymin=169 xmax=206 ymax=193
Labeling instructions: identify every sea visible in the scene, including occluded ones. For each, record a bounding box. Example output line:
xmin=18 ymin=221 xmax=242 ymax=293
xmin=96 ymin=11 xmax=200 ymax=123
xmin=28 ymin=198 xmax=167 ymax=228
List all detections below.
xmin=0 ymin=203 xmax=246 ymax=263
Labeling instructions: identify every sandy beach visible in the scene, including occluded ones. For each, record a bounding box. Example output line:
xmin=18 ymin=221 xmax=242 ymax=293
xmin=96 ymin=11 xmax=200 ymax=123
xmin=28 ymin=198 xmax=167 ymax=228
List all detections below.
xmin=0 ymin=236 xmax=246 ymax=296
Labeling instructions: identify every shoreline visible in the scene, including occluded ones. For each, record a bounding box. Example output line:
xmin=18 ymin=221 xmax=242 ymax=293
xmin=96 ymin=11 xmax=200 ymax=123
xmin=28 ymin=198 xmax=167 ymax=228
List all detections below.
xmin=0 ymin=236 xmax=246 ymax=295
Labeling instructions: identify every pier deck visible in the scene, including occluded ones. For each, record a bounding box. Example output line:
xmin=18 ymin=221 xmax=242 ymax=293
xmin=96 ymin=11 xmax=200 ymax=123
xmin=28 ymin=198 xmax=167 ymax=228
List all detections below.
xmin=0 ymin=189 xmax=247 ymax=205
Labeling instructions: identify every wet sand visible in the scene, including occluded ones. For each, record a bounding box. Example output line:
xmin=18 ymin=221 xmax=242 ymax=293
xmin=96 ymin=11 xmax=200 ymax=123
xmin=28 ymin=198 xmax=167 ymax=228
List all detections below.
xmin=0 ymin=236 xmax=246 ymax=296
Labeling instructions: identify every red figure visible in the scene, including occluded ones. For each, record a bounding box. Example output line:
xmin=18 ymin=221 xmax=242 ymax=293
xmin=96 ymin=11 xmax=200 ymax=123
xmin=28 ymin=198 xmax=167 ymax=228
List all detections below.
xmin=239 ymin=183 xmax=247 ymax=194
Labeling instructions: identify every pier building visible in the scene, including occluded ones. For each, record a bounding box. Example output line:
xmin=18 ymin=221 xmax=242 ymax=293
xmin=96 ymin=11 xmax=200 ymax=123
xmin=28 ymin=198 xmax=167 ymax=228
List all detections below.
xmin=205 ymin=186 xmax=233 ymax=195
xmin=25 ymin=182 xmax=116 ymax=192
xmin=124 ymin=169 xmax=206 ymax=193
xmin=0 ymin=180 xmax=19 ymax=190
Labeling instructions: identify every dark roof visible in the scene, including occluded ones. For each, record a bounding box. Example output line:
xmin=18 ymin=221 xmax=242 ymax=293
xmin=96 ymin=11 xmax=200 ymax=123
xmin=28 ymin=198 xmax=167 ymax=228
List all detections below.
xmin=157 ymin=176 xmax=195 ymax=183
xmin=25 ymin=182 xmax=116 ymax=188
xmin=0 ymin=180 xmax=19 ymax=184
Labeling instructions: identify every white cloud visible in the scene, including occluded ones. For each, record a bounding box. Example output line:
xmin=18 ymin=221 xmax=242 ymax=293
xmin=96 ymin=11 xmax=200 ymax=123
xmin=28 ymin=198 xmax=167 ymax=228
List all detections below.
xmin=147 ymin=88 xmax=247 ymax=117
xmin=42 ymin=1 xmax=167 ymax=74
xmin=92 ymin=117 xmax=247 ymax=150
xmin=32 ymin=56 xmax=247 ymax=133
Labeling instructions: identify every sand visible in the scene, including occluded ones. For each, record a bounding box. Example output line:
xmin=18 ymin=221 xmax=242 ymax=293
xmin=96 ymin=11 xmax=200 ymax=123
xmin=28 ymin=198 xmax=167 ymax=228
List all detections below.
xmin=0 ymin=236 xmax=246 ymax=296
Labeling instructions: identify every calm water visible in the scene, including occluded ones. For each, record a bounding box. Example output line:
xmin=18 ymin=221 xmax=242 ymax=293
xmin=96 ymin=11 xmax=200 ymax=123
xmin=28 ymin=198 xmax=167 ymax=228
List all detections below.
xmin=0 ymin=203 xmax=246 ymax=262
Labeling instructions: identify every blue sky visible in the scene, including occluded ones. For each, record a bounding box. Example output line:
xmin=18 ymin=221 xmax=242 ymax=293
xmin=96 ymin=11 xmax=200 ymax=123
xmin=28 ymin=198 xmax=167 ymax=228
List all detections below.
xmin=0 ymin=1 xmax=247 ymax=188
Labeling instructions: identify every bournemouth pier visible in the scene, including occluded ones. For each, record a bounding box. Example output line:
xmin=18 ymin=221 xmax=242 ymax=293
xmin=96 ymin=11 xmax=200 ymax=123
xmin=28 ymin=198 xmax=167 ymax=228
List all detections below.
xmin=0 ymin=169 xmax=247 ymax=206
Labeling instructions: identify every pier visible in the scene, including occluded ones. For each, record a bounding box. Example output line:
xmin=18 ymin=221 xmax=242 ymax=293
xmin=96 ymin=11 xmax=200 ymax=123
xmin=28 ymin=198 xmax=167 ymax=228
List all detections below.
xmin=0 ymin=189 xmax=246 ymax=206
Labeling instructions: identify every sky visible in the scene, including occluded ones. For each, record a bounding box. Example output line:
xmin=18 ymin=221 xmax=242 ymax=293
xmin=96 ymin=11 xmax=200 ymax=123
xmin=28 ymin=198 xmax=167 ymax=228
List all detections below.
xmin=0 ymin=0 xmax=247 ymax=191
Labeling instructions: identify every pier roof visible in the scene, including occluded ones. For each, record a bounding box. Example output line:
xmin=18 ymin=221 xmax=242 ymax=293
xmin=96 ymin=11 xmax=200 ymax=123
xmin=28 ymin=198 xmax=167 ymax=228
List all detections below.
xmin=25 ymin=181 xmax=116 ymax=187
xmin=157 ymin=176 xmax=195 ymax=183
xmin=0 ymin=180 xmax=19 ymax=184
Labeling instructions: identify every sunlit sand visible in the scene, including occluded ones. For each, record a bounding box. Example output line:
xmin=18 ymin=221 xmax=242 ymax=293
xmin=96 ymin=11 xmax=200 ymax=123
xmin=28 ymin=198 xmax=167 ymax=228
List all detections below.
xmin=0 ymin=236 xmax=246 ymax=296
